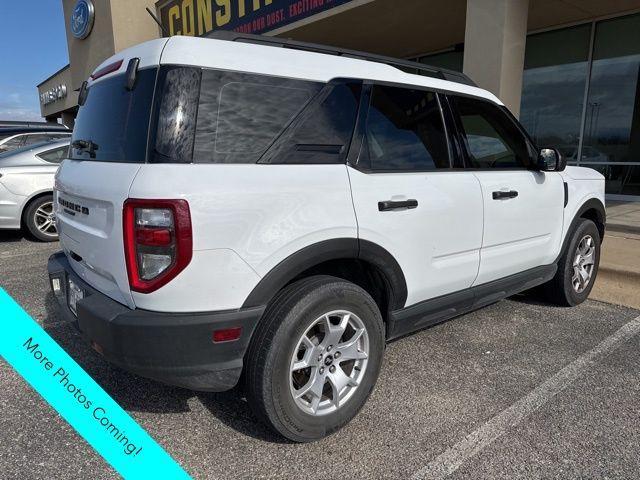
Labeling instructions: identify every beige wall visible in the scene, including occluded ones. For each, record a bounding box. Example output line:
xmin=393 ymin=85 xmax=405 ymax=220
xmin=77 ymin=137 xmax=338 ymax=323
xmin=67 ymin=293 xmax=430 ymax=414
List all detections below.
xmin=110 ymin=0 xmax=161 ymax=52
xmin=62 ymin=0 xmax=116 ymax=91
xmin=463 ymin=0 xmax=529 ymax=116
xmin=40 ymin=0 xmax=161 ymax=120
xmin=63 ymin=0 xmax=161 ymax=91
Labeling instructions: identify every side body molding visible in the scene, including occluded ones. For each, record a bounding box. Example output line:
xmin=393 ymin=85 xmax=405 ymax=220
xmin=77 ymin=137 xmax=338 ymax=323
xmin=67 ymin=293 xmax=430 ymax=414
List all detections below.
xmin=241 ymin=238 xmax=408 ymax=311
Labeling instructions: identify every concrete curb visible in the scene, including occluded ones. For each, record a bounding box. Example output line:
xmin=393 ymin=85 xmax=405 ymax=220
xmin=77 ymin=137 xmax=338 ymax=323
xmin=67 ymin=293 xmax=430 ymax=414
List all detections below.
xmin=599 ymin=263 xmax=640 ymax=281
xmin=592 ymin=265 xmax=640 ymax=310
xmin=607 ymin=223 xmax=640 ymax=236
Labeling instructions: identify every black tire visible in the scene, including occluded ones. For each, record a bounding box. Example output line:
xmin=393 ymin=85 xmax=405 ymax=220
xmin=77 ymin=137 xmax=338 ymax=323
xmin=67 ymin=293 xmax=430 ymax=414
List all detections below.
xmin=244 ymin=275 xmax=385 ymax=442
xmin=542 ymin=218 xmax=601 ymax=306
xmin=23 ymin=194 xmax=58 ymax=242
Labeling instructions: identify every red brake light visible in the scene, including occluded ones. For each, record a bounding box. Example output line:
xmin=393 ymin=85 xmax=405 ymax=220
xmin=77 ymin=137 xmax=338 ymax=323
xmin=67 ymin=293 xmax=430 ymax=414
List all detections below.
xmin=123 ymin=199 xmax=192 ymax=294
xmin=136 ymin=227 xmax=172 ymax=247
xmin=90 ymin=59 xmax=123 ymax=80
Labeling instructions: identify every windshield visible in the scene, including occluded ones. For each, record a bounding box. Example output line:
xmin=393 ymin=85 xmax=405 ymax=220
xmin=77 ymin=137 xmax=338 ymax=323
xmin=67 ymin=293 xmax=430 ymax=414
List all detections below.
xmin=70 ymin=68 xmax=157 ymax=162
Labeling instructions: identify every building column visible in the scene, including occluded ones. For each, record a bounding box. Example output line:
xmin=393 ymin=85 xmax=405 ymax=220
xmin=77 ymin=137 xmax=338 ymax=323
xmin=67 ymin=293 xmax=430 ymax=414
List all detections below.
xmin=462 ymin=0 xmax=529 ymax=117
xmin=61 ymin=112 xmax=76 ymax=129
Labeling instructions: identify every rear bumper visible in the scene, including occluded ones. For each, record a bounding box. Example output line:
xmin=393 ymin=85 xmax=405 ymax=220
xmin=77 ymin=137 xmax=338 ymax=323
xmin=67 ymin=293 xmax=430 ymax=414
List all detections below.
xmin=47 ymin=251 xmax=265 ymax=391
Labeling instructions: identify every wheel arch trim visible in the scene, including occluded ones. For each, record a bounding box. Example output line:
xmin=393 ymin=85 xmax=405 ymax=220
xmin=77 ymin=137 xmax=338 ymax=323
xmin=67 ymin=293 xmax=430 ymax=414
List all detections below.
xmin=20 ymin=190 xmax=54 ymax=222
xmin=241 ymin=238 xmax=408 ymax=311
xmin=559 ymin=197 xmax=606 ymax=262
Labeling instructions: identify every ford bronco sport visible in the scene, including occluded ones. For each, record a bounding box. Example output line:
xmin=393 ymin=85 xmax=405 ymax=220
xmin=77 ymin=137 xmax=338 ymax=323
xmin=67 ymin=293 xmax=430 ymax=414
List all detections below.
xmin=48 ymin=33 xmax=605 ymax=442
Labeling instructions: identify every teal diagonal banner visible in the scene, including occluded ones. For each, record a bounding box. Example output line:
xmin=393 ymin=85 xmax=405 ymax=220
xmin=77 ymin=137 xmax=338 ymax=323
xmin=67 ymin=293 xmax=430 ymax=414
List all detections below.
xmin=0 ymin=288 xmax=191 ymax=479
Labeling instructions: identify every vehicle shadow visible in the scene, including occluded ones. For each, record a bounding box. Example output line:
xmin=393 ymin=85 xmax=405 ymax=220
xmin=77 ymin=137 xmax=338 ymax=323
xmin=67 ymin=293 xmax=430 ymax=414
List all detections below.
xmin=0 ymin=230 xmax=28 ymax=243
xmin=509 ymin=288 xmax=557 ymax=307
xmin=41 ymin=291 xmax=282 ymax=442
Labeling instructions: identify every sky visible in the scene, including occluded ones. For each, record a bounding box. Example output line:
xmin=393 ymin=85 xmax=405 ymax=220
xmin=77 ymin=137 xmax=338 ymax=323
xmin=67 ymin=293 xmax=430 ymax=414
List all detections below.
xmin=0 ymin=1 xmax=69 ymax=122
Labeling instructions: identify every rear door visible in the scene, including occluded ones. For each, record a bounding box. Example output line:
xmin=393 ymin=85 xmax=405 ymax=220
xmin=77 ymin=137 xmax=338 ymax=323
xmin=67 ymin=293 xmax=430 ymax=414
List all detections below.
xmin=447 ymin=95 xmax=564 ymax=285
xmin=348 ymin=84 xmax=483 ymax=307
xmin=55 ymin=63 xmax=159 ymax=308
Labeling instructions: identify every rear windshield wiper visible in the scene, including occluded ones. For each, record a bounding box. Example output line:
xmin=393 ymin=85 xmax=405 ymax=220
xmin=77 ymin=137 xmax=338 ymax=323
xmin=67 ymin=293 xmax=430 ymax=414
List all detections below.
xmin=71 ymin=139 xmax=99 ymax=158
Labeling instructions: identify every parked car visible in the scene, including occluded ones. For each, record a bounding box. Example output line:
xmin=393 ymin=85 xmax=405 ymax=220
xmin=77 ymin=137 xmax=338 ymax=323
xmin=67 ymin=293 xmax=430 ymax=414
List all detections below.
xmin=0 ymin=127 xmax=71 ymax=153
xmin=0 ymin=139 xmax=69 ymax=241
xmin=0 ymin=120 xmax=69 ymax=128
xmin=47 ymin=34 xmax=605 ymax=442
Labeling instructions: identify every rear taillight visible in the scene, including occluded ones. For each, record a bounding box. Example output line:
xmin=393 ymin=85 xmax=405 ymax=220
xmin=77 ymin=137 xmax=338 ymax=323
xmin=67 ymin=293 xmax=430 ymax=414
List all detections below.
xmin=123 ymin=199 xmax=192 ymax=293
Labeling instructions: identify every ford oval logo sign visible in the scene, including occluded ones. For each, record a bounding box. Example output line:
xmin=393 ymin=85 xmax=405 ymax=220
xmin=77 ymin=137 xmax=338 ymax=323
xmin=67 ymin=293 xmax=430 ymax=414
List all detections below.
xmin=70 ymin=0 xmax=95 ymax=40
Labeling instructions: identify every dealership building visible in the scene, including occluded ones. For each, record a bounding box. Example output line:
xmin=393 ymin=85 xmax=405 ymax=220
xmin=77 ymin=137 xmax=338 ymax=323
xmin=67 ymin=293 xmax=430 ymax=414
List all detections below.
xmin=38 ymin=0 xmax=640 ymax=199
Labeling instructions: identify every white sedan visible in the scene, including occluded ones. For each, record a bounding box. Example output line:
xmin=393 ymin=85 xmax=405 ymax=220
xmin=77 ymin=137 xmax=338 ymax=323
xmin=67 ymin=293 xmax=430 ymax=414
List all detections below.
xmin=0 ymin=139 xmax=69 ymax=241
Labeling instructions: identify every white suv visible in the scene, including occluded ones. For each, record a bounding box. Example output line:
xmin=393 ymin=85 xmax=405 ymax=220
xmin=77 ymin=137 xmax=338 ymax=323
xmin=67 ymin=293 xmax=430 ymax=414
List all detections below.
xmin=48 ymin=34 xmax=605 ymax=442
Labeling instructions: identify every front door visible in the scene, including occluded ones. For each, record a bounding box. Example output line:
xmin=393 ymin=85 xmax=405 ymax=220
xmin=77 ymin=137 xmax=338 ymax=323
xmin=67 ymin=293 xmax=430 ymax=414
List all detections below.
xmin=448 ymin=95 xmax=565 ymax=285
xmin=348 ymin=84 xmax=484 ymax=308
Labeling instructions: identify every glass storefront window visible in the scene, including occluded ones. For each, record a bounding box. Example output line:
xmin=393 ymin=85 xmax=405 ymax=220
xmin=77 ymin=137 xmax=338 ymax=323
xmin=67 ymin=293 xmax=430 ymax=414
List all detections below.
xmin=589 ymin=164 xmax=640 ymax=196
xmin=582 ymin=14 xmax=640 ymax=195
xmin=415 ymin=13 xmax=640 ymax=197
xmin=520 ymin=24 xmax=591 ymax=161
xmin=418 ymin=49 xmax=464 ymax=73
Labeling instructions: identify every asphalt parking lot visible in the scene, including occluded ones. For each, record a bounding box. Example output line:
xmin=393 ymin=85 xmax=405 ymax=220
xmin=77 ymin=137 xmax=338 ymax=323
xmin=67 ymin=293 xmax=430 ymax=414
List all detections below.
xmin=1 ymin=232 xmax=639 ymax=479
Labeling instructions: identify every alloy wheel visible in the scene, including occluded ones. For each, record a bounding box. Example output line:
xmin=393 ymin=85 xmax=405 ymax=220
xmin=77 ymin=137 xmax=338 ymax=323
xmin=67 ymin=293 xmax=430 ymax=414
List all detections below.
xmin=572 ymin=234 xmax=595 ymax=293
xmin=34 ymin=201 xmax=57 ymax=237
xmin=289 ymin=310 xmax=369 ymax=416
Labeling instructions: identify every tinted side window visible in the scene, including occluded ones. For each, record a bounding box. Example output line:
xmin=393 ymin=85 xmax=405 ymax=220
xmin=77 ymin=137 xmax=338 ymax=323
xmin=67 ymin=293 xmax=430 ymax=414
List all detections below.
xmin=23 ymin=134 xmax=50 ymax=146
xmin=48 ymin=133 xmax=71 ymax=140
xmin=193 ymin=70 xmax=322 ymax=164
xmin=364 ymin=85 xmax=449 ymax=171
xmin=38 ymin=145 xmax=69 ymax=163
xmin=4 ymin=136 xmax=25 ymax=148
xmin=261 ymin=82 xmax=362 ymax=164
xmin=451 ymin=96 xmax=534 ymax=169
xmin=151 ymin=67 xmax=201 ymax=164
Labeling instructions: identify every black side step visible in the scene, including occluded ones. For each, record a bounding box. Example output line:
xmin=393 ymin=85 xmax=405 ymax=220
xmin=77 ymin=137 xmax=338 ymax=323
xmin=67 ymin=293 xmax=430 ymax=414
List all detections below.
xmin=387 ymin=264 xmax=557 ymax=340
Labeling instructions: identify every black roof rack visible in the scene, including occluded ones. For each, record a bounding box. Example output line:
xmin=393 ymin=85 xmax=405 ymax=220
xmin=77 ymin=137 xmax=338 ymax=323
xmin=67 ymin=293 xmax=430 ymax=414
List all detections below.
xmin=204 ymin=31 xmax=477 ymax=87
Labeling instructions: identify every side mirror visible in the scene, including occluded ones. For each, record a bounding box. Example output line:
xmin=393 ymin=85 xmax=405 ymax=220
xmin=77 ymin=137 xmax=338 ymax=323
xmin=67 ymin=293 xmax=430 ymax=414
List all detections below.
xmin=537 ymin=148 xmax=565 ymax=172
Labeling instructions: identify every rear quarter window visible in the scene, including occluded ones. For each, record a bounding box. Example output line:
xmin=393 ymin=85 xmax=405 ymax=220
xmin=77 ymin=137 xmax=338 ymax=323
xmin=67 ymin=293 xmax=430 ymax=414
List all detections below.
xmin=192 ymin=70 xmax=322 ymax=164
xmin=37 ymin=145 xmax=69 ymax=164
xmin=260 ymin=81 xmax=362 ymax=164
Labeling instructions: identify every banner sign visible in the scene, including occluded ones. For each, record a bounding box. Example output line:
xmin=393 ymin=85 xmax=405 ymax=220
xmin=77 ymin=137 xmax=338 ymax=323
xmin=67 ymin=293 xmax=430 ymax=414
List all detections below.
xmin=0 ymin=288 xmax=191 ymax=479
xmin=157 ymin=0 xmax=354 ymax=37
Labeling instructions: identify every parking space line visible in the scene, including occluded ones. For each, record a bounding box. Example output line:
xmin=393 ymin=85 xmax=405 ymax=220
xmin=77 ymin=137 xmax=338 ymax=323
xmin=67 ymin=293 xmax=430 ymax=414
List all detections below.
xmin=1 ymin=251 xmax=48 ymax=259
xmin=411 ymin=314 xmax=640 ymax=480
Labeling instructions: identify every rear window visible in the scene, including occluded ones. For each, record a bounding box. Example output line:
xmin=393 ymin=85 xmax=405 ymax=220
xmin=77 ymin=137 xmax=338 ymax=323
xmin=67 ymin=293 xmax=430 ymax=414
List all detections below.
xmin=70 ymin=68 xmax=157 ymax=162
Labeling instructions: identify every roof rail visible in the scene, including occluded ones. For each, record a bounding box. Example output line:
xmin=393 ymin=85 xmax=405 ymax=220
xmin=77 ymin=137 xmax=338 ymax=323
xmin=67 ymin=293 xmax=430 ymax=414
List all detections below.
xmin=204 ymin=31 xmax=477 ymax=87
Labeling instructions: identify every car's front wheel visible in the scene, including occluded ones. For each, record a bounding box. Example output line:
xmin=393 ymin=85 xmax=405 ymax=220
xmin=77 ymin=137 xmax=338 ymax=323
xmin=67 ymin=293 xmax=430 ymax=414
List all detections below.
xmin=244 ymin=275 xmax=385 ymax=442
xmin=543 ymin=218 xmax=601 ymax=306
xmin=24 ymin=195 xmax=58 ymax=242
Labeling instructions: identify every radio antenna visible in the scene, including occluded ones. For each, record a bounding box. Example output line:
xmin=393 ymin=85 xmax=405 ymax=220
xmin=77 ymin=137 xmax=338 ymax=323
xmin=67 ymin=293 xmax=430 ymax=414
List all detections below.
xmin=146 ymin=7 xmax=169 ymax=37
